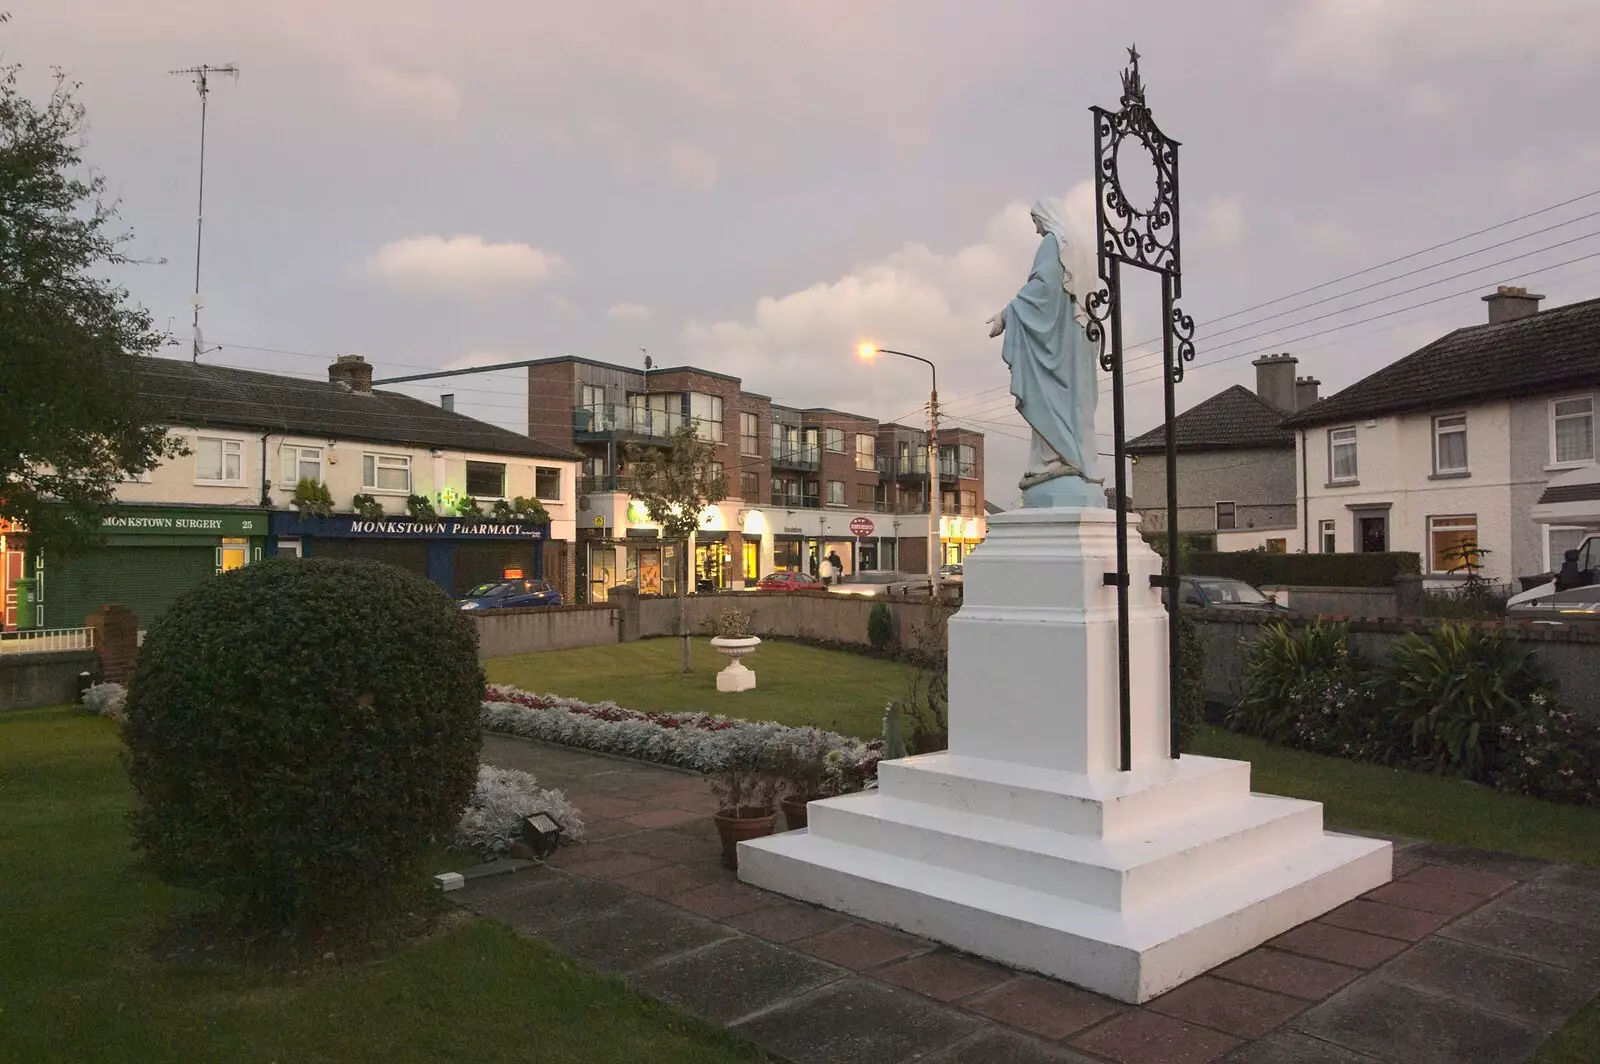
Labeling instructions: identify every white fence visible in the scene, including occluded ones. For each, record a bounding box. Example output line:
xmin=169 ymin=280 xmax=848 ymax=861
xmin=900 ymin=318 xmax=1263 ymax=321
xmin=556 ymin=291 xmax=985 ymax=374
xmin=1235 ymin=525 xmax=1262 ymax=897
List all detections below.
xmin=0 ymin=627 xmax=95 ymax=654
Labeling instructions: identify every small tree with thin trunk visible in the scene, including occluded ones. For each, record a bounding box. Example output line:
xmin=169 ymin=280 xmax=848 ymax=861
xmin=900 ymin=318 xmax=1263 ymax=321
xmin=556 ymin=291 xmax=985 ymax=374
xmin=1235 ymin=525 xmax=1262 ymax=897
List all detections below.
xmin=625 ymin=424 xmax=727 ymax=673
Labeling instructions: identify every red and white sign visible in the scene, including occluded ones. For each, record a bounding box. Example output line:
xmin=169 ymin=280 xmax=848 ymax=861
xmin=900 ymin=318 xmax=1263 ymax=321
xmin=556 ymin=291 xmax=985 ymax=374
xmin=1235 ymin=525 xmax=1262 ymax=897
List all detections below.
xmin=849 ymin=517 xmax=875 ymax=537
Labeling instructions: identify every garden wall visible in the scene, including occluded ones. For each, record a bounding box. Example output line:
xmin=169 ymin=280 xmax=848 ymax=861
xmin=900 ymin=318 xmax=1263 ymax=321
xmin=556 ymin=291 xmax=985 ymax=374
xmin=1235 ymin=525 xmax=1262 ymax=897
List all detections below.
xmin=469 ymin=604 xmax=621 ymax=659
xmin=1262 ymin=585 xmax=1398 ymax=618
xmin=0 ymin=650 xmax=98 ymax=711
xmin=1191 ymin=611 xmax=1600 ymax=716
xmin=635 ymin=592 xmax=949 ymax=658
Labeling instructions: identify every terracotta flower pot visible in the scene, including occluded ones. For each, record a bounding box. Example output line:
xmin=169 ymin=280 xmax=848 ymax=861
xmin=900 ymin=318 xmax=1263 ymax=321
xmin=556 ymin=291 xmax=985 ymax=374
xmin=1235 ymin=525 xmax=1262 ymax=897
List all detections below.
xmin=780 ymin=793 xmax=818 ymax=832
xmin=713 ymin=807 xmax=776 ymax=870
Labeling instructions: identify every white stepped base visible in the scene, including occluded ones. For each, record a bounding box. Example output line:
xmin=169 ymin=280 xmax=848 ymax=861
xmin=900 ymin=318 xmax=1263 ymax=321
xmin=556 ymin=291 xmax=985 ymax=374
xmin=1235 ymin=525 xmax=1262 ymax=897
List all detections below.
xmin=740 ymin=826 xmax=1391 ymax=1003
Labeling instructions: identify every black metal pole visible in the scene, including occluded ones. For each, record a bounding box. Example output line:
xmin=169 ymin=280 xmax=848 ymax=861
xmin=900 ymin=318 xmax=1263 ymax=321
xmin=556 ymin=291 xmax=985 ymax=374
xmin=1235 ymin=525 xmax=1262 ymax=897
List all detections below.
xmin=1109 ymin=260 xmax=1133 ymax=773
xmin=1162 ymin=274 xmax=1182 ymax=759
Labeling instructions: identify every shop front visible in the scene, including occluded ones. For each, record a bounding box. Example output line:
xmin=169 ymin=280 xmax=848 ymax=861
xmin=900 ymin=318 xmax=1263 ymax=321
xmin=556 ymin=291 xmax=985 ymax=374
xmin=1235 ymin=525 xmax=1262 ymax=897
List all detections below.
xmin=940 ymin=514 xmax=987 ymax=566
xmin=1 ymin=518 xmax=27 ymax=630
xmin=36 ymin=506 xmax=267 ymax=630
xmin=269 ymin=513 xmax=549 ymax=597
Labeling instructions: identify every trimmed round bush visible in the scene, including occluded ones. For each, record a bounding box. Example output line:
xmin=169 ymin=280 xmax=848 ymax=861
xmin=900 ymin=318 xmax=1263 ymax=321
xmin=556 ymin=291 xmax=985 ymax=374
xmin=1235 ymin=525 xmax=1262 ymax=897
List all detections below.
xmin=124 ymin=557 xmax=483 ymax=929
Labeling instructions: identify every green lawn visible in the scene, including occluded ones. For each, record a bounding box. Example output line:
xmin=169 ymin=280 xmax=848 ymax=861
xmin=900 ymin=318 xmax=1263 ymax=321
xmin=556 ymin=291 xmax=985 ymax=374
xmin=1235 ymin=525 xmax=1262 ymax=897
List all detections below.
xmin=1191 ymin=727 xmax=1600 ymax=868
xmin=486 ymin=637 xmax=911 ymax=740
xmin=0 ymin=706 xmax=767 ymax=1064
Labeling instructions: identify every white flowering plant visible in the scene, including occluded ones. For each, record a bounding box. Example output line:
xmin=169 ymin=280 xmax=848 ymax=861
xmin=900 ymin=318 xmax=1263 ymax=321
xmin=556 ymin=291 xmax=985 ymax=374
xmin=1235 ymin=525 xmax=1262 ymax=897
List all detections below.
xmin=456 ymin=764 xmax=586 ymax=857
xmin=83 ymin=682 xmax=127 ymax=725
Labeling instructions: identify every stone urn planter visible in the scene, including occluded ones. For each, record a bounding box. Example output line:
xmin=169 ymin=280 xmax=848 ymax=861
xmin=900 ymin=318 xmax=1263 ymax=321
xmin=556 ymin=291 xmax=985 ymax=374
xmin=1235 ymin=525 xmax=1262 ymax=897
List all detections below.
xmin=709 ymin=635 xmax=761 ymax=692
xmin=713 ymin=807 xmax=776 ymax=870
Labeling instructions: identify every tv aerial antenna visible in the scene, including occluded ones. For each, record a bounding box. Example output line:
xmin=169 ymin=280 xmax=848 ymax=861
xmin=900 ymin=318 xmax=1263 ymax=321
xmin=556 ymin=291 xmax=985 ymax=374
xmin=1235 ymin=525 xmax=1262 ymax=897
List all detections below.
xmin=169 ymin=63 xmax=239 ymax=361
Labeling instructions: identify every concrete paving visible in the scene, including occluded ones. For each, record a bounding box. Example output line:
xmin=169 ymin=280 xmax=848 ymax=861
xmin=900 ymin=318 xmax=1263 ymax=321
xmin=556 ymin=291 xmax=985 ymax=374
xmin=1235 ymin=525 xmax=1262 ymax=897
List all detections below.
xmin=465 ymin=732 xmax=1599 ymax=1064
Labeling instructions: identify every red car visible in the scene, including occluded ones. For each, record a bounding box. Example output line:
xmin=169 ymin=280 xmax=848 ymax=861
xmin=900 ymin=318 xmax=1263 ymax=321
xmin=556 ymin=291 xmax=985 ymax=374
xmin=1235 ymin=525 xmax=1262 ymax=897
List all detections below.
xmin=756 ymin=571 xmax=827 ymax=592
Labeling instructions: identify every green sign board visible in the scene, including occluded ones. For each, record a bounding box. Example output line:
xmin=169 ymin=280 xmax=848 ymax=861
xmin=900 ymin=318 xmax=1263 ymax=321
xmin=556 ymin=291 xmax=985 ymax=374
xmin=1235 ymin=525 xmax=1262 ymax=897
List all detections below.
xmin=101 ymin=508 xmax=265 ymax=538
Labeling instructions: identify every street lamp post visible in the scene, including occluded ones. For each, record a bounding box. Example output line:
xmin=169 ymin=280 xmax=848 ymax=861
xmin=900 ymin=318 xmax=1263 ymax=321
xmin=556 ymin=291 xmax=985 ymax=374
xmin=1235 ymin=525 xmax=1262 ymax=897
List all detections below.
xmin=857 ymin=345 xmax=940 ymax=596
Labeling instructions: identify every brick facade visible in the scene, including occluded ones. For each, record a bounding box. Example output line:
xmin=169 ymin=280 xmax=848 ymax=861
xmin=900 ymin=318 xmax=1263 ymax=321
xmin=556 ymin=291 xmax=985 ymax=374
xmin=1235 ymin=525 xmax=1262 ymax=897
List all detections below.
xmin=807 ymin=409 xmax=881 ymax=512
xmin=526 ymin=361 xmax=577 ymax=448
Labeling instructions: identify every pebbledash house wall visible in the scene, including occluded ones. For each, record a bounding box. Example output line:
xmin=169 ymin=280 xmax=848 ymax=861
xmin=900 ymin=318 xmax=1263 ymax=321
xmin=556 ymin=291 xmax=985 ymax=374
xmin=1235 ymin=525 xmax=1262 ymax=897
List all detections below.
xmin=1132 ymin=449 xmax=1297 ymax=549
xmin=1297 ymin=398 xmax=1557 ymax=583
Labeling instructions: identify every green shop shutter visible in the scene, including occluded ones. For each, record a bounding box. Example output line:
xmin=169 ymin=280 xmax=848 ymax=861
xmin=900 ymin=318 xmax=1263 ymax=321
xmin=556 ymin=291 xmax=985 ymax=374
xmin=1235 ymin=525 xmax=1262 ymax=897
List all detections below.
xmin=42 ymin=545 xmax=217 ymax=630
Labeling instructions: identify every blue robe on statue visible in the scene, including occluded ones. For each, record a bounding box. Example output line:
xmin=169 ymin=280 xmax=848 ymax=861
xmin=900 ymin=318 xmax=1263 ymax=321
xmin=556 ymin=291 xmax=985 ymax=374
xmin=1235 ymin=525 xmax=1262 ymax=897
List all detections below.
xmin=1001 ymin=230 xmax=1102 ymax=506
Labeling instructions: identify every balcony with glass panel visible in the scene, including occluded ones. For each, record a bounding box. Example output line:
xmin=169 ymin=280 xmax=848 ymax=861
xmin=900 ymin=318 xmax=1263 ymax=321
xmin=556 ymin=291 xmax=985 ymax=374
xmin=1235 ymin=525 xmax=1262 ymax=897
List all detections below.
xmin=573 ymin=403 xmax=685 ymax=442
xmin=770 ymin=491 xmax=822 ymax=509
xmin=770 ymin=443 xmax=821 ymax=472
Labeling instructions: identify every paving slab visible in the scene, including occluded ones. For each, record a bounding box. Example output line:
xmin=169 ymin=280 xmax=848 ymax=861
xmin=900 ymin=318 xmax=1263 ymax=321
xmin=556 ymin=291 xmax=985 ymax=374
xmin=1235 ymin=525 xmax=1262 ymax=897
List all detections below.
xmin=792 ymin=922 xmax=930 ymax=970
xmin=1377 ymin=936 xmax=1600 ymax=1031
xmin=873 ymin=950 xmax=1014 ymax=1003
xmin=1147 ymin=976 xmax=1307 ymax=1040
xmin=1071 ymin=1009 xmax=1243 ymax=1064
xmin=1440 ymin=901 xmax=1600 ymax=974
xmin=732 ymin=977 xmax=984 ymax=1064
xmin=723 ymin=900 xmax=850 ymax=944
xmin=966 ymin=975 xmax=1123 ymax=1041
xmin=1544 ymin=865 xmax=1600 ymax=894
xmin=1360 ymin=879 xmax=1487 ymax=917
xmin=631 ymin=935 xmax=840 ymax=1025
xmin=450 ymin=861 xmax=555 ymax=902
xmin=1268 ymin=923 xmax=1409 ymax=969
xmin=1496 ymin=881 xmax=1600 ymax=928
xmin=923 ymin=1026 xmax=1103 ymax=1063
xmin=1293 ymin=978 xmax=1542 ymax=1064
xmin=1221 ymin=1030 xmax=1384 ymax=1063
xmin=1317 ymin=899 xmax=1450 ymax=942
xmin=537 ymin=899 xmax=735 ymax=975
xmin=461 ymin=870 xmax=632 ymax=933
xmin=1400 ymin=843 xmax=1552 ymax=881
xmin=1212 ymin=949 xmax=1362 ymax=1002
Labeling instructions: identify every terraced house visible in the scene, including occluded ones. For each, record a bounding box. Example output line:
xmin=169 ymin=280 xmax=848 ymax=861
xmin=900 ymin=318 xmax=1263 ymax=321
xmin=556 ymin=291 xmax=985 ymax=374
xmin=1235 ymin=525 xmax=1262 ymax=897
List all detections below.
xmin=24 ymin=355 xmax=580 ymax=632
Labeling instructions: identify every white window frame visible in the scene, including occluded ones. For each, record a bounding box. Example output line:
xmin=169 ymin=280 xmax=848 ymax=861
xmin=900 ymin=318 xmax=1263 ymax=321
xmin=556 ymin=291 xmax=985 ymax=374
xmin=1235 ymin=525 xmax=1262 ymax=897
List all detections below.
xmin=1431 ymin=414 xmax=1469 ymax=475
xmin=1549 ymin=394 xmax=1595 ymax=468
xmin=362 ymin=452 xmax=412 ymax=494
xmin=280 ymin=444 xmax=323 ymax=487
xmin=739 ymin=412 xmax=759 ymax=457
xmin=1319 ymin=519 xmax=1336 ymax=553
xmin=195 ymin=436 xmax=244 ymax=484
xmin=465 ymin=460 xmax=507 ymax=500
xmin=1427 ymin=514 xmax=1479 ymax=575
xmin=826 ymin=427 xmax=846 ymax=453
xmin=826 ymin=479 xmax=846 ymax=506
xmin=855 ymin=433 xmax=876 ymax=472
xmin=534 ymin=466 xmax=562 ymax=502
xmin=1328 ymin=427 xmax=1358 ymax=483
xmin=1215 ymin=501 xmax=1237 ymax=531
xmin=689 ymin=393 xmax=722 ymax=443
xmin=1546 ymin=525 xmax=1592 ymax=571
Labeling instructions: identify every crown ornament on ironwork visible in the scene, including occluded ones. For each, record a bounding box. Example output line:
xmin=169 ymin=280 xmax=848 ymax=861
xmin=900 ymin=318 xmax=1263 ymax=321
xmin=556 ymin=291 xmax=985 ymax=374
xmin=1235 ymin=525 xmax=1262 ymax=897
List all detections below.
xmin=1119 ymin=43 xmax=1146 ymax=109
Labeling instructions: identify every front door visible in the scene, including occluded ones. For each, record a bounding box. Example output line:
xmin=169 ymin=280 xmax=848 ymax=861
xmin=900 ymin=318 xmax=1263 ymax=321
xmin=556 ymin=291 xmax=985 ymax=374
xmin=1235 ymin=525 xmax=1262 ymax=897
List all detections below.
xmin=742 ymin=541 xmax=759 ymax=583
xmin=590 ymin=545 xmax=618 ymax=601
xmin=1 ymin=543 xmax=21 ymax=629
xmin=218 ymin=538 xmax=249 ymax=572
xmin=1357 ymin=515 xmax=1389 ymax=553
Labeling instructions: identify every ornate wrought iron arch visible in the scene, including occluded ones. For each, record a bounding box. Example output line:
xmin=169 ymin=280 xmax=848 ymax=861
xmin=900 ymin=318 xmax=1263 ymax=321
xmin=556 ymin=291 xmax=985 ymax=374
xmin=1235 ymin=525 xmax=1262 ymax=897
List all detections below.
xmin=1084 ymin=46 xmax=1197 ymax=771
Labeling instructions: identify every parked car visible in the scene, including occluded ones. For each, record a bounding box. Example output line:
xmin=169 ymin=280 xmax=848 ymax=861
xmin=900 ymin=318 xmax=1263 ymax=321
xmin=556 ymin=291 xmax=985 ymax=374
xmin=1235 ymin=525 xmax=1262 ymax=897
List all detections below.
xmin=458 ymin=579 xmax=563 ymax=611
xmin=939 ymin=563 xmax=964 ymax=584
xmin=1177 ymin=575 xmax=1294 ymax=616
xmin=1507 ymin=584 xmax=1600 ymax=629
xmin=830 ymin=571 xmax=930 ymax=597
xmin=755 ymin=571 xmax=828 ymax=592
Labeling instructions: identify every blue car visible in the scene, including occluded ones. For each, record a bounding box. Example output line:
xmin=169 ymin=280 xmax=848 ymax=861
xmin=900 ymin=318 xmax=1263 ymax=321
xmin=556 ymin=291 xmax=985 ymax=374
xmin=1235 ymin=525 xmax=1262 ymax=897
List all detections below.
xmin=458 ymin=579 xmax=562 ymax=611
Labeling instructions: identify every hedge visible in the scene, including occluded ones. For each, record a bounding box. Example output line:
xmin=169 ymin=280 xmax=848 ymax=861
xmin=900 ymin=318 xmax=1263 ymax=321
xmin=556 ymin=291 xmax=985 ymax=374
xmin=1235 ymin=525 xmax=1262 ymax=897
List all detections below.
xmin=1185 ymin=551 xmax=1420 ymax=589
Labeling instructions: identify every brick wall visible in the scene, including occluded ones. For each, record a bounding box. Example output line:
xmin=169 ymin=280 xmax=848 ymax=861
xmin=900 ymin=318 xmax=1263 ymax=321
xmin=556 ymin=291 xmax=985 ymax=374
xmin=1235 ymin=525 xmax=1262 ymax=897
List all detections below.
xmin=732 ymin=393 xmax=772 ymax=506
xmin=809 ymin=410 xmax=880 ymax=510
xmin=647 ymin=368 xmax=742 ymax=481
xmin=526 ymin=361 xmax=577 ymax=447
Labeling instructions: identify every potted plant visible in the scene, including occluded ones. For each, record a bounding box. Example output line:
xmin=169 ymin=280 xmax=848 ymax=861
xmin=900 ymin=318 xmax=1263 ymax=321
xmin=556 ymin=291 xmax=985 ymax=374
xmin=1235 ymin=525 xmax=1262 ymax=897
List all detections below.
xmin=709 ymin=606 xmax=761 ymax=693
xmin=291 ymin=478 xmax=334 ymax=518
xmin=351 ymin=493 xmax=385 ymax=520
xmin=406 ymin=494 xmax=438 ymax=520
xmin=710 ymin=741 xmax=780 ymax=870
xmin=776 ymin=728 xmax=833 ymax=831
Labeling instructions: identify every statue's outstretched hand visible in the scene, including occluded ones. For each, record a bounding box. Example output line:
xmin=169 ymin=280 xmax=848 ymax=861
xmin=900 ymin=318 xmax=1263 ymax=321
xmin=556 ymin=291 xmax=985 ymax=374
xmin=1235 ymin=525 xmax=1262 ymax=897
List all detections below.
xmin=986 ymin=312 xmax=1006 ymax=338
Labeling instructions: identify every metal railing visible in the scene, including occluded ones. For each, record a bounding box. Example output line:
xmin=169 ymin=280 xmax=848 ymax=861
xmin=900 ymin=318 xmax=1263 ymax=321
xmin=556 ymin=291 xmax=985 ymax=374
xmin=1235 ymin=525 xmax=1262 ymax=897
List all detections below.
xmin=578 ymin=474 xmax=642 ymax=495
xmin=770 ymin=492 xmax=822 ymax=509
xmin=0 ymin=627 xmax=95 ymax=654
xmin=573 ymin=404 xmax=685 ymax=439
xmin=770 ymin=445 xmax=821 ymax=472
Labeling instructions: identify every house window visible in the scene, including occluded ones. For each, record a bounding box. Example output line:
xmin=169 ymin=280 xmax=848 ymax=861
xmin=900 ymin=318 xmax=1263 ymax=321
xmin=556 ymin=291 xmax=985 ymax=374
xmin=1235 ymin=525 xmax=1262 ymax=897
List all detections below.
xmin=580 ymin=384 xmax=605 ymax=411
xmin=855 ymin=434 xmax=876 ymax=471
xmin=689 ymin=393 xmax=722 ymax=442
xmin=1319 ymin=519 xmax=1336 ymax=553
xmin=857 ymin=483 xmax=876 ymax=507
xmin=709 ymin=461 xmax=724 ymax=489
xmin=363 ymin=453 xmax=411 ymax=493
xmin=1266 ymin=538 xmax=1287 ymax=553
xmin=941 ymin=491 xmax=958 ymax=514
xmin=466 ymin=461 xmax=506 ymax=498
xmin=1328 ymin=427 xmax=1357 ymax=482
xmin=826 ymin=428 xmax=845 ymax=453
xmin=1432 ymin=414 xmax=1468 ymax=474
xmin=1215 ymin=501 xmax=1237 ymax=531
xmin=827 ymin=480 xmax=845 ymax=506
xmin=534 ymin=466 xmax=562 ymax=501
xmin=1548 ymin=526 xmax=1590 ymax=571
xmin=1551 ymin=396 xmax=1595 ymax=465
xmin=1428 ymin=514 xmax=1479 ymax=574
xmin=196 ymin=437 xmax=242 ymax=483
xmin=281 ymin=445 xmax=322 ymax=486
xmin=958 ymin=444 xmax=977 ymax=478
xmin=961 ymin=490 xmax=977 ymax=515
xmin=741 ymin=471 xmax=760 ymax=502
xmin=740 ymin=412 xmax=759 ymax=456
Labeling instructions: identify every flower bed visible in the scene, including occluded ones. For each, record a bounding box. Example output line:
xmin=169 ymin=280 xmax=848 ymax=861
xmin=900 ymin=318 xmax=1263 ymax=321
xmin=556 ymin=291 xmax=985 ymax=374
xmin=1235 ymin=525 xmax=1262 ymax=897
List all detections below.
xmin=457 ymin=764 xmax=585 ymax=856
xmin=481 ymin=684 xmax=882 ymax=786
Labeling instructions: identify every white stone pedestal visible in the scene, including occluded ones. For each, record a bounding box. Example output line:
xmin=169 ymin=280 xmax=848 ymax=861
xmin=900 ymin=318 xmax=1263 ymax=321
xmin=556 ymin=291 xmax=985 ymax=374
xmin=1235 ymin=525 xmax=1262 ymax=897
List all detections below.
xmin=738 ymin=506 xmax=1390 ymax=1003
xmin=711 ymin=637 xmax=760 ymax=693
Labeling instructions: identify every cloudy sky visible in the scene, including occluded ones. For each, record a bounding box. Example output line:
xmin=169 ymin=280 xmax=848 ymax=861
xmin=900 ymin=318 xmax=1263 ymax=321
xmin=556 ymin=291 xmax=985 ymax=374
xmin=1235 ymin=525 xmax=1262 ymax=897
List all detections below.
xmin=13 ymin=0 xmax=1600 ymax=501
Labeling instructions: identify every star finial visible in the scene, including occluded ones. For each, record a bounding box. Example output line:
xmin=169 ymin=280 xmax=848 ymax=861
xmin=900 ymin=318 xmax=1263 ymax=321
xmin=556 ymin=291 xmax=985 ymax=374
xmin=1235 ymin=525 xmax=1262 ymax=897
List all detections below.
xmin=1127 ymin=44 xmax=1140 ymax=67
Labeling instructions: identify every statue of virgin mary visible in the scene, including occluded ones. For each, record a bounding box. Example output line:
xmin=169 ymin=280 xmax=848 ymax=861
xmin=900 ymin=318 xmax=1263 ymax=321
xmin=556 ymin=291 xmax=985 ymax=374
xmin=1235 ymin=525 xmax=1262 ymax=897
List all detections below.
xmin=987 ymin=199 xmax=1104 ymax=507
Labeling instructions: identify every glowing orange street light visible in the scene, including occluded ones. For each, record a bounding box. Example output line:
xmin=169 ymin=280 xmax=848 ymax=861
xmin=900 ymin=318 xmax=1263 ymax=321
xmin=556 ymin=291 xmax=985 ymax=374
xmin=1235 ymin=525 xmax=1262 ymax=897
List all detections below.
xmin=852 ymin=341 xmax=941 ymax=594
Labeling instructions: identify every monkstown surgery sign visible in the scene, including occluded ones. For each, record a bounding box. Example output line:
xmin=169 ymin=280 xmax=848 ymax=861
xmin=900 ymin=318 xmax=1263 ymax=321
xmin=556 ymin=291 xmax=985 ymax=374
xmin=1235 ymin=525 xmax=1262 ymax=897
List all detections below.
xmin=270 ymin=513 xmax=547 ymax=540
xmin=101 ymin=508 xmax=264 ymax=537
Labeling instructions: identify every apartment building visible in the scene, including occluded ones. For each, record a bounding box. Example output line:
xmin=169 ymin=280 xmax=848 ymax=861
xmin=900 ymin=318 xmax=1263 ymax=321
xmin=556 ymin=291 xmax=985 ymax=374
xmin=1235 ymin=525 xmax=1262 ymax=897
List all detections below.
xmin=520 ymin=356 xmax=987 ymax=601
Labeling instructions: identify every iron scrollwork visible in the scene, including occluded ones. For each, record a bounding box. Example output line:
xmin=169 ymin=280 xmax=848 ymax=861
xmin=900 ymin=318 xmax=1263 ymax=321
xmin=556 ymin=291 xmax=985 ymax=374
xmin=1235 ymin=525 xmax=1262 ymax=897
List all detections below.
xmin=1093 ymin=46 xmax=1182 ymax=278
xmin=1168 ymin=304 xmax=1196 ymax=383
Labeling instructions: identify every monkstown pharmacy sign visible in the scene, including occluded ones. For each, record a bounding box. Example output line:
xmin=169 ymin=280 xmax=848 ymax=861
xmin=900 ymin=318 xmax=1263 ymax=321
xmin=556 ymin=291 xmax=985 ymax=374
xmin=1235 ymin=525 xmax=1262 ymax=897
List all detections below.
xmin=270 ymin=513 xmax=548 ymax=540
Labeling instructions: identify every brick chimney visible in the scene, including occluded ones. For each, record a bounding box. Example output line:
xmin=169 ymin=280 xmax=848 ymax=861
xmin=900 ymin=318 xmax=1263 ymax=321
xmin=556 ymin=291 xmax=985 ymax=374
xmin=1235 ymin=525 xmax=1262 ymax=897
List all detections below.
xmin=1294 ymin=375 xmax=1320 ymax=411
xmin=1482 ymin=285 xmax=1544 ymax=325
xmin=328 ymin=354 xmax=373 ymax=393
xmin=1252 ymin=353 xmax=1298 ymax=413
